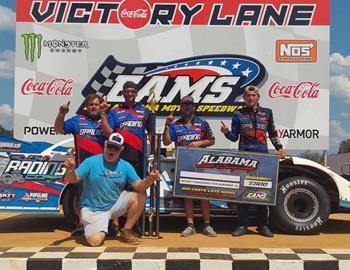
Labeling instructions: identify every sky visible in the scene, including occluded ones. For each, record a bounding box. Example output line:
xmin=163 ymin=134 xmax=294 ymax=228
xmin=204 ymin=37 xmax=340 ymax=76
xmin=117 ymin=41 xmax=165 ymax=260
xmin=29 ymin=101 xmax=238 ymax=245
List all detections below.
xmin=0 ymin=0 xmax=350 ymax=154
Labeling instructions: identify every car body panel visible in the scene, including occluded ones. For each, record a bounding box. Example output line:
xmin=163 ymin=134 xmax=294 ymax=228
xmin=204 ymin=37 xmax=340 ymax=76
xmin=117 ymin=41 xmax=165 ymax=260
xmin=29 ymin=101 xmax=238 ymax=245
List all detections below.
xmin=289 ymin=157 xmax=350 ymax=208
xmin=0 ymin=136 xmax=68 ymax=214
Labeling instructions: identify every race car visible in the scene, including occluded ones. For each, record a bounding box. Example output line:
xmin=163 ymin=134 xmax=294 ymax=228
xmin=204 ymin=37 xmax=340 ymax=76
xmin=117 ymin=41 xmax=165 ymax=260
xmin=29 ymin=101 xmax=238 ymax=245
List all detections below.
xmin=0 ymin=135 xmax=350 ymax=235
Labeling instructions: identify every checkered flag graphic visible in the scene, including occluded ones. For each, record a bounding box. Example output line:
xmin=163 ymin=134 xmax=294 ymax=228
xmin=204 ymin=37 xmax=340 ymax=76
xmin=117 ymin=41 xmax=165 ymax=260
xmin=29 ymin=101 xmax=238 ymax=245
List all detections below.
xmin=82 ymin=55 xmax=161 ymax=97
xmin=76 ymin=55 xmax=161 ymax=113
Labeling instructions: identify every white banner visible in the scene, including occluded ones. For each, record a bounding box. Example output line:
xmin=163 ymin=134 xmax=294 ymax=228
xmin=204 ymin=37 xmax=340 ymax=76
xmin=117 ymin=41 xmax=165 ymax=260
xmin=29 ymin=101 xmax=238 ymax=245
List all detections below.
xmin=15 ymin=0 xmax=329 ymax=150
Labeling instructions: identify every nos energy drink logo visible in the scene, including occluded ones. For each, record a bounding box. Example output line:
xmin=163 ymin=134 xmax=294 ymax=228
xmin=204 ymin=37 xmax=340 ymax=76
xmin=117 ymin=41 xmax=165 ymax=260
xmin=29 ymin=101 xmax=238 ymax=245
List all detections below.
xmin=78 ymin=54 xmax=266 ymax=116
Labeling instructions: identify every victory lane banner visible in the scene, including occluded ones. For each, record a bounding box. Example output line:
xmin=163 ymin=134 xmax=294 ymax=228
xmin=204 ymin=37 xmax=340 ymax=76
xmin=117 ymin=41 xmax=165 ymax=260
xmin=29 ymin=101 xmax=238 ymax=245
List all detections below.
xmin=174 ymin=148 xmax=279 ymax=206
xmin=15 ymin=0 xmax=329 ymax=149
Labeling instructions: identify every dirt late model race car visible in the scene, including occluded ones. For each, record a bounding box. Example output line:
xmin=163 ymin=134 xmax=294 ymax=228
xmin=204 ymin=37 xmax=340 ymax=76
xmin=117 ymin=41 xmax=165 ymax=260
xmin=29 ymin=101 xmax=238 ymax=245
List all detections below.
xmin=0 ymin=135 xmax=350 ymax=235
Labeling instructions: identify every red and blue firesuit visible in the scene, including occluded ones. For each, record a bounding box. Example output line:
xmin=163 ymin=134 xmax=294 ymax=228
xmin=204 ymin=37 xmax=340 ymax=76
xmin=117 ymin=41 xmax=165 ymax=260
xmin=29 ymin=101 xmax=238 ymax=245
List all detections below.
xmin=108 ymin=104 xmax=150 ymax=177
xmin=64 ymin=115 xmax=105 ymax=165
xmin=169 ymin=116 xmax=215 ymax=147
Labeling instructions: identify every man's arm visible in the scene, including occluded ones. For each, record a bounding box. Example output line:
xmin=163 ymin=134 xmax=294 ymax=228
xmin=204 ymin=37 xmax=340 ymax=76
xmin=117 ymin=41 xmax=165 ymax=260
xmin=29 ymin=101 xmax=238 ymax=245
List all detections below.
xmin=131 ymin=170 xmax=160 ymax=192
xmin=267 ymin=110 xmax=287 ymax=158
xmin=63 ymin=150 xmax=81 ymax=183
xmin=187 ymin=120 xmax=215 ymax=148
xmin=100 ymin=111 xmax=113 ymax=137
xmin=163 ymin=111 xmax=174 ymax=146
xmin=202 ymin=120 xmax=215 ymax=147
xmin=163 ymin=125 xmax=172 ymax=146
xmin=65 ymin=170 xmax=81 ymax=184
xmin=186 ymin=139 xmax=215 ymax=148
xmin=54 ymin=101 xmax=70 ymax=134
xmin=220 ymin=113 xmax=240 ymax=142
xmin=100 ymin=96 xmax=113 ymax=137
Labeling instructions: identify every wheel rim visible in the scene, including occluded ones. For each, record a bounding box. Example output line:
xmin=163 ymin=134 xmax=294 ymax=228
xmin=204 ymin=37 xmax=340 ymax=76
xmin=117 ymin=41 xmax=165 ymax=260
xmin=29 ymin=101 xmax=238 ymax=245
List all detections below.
xmin=283 ymin=188 xmax=319 ymax=222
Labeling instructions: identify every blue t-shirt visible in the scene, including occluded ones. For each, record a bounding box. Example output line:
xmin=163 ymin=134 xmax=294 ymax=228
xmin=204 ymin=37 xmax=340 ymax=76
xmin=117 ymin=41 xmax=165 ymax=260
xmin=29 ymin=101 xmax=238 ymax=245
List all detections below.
xmin=76 ymin=154 xmax=140 ymax=211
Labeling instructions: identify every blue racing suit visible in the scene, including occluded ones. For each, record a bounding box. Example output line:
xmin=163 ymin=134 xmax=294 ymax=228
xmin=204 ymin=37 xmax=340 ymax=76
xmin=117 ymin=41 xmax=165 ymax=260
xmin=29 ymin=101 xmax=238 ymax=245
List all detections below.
xmin=224 ymin=106 xmax=282 ymax=152
xmin=225 ymin=105 xmax=283 ymax=227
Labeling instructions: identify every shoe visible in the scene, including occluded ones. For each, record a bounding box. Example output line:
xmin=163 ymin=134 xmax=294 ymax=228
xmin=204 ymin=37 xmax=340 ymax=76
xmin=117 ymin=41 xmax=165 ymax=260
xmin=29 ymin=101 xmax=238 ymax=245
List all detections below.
xmin=108 ymin=224 xmax=119 ymax=237
xmin=180 ymin=226 xmax=196 ymax=237
xmin=232 ymin=226 xmax=248 ymax=236
xmin=203 ymin=225 xmax=217 ymax=237
xmin=257 ymin=225 xmax=274 ymax=237
xmin=71 ymin=224 xmax=84 ymax=236
xmin=119 ymin=229 xmax=140 ymax=245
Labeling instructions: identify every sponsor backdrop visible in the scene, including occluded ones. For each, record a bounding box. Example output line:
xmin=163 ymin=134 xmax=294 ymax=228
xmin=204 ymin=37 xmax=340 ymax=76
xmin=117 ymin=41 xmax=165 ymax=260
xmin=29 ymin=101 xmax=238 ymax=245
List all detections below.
xmin=15 ymin=0 xmax=329 ymax=150
xmin=174 ymin=148 xmax=279 ymax=205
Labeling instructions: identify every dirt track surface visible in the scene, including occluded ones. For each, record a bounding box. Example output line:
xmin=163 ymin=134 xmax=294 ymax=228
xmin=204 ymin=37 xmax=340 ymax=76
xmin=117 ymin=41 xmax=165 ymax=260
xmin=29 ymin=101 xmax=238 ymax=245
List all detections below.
xmin=1 ymin=213 xmax=350 ymax=248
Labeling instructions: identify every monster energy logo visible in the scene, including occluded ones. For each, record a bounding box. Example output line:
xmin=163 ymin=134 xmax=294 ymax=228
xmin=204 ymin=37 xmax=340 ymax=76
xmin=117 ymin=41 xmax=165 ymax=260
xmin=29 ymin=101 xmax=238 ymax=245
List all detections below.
xmin=21 ymin=33 xmax=42 ymax=62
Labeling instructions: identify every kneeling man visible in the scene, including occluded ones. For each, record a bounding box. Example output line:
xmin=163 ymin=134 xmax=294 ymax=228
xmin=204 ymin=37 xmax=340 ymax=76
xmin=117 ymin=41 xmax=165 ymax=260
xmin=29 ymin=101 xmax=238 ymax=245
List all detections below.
xmin=64 ymin=132 xmax=160 ymax=246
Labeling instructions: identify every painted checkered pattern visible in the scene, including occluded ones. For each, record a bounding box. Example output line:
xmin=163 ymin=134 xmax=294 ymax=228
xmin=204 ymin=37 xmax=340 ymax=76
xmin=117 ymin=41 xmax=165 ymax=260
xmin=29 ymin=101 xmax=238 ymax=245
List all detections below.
xmin=81 ymin=57 xmax=160 ymax=98
xmin=0 ymin=247 xmax=349 ymax=270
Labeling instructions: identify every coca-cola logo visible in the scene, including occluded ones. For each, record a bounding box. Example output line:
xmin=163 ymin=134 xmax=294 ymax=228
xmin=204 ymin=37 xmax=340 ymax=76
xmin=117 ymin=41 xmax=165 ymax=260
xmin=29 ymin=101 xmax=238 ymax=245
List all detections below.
xmin=268 ymin=81 xmax=320 ymax=99
xmin=118 ymin=0 xmax=151 ymax=30
xmin=21 ymin=78 xmax=73 ymax=96
xmin=121 ymin=9 xmax=148 ymax=18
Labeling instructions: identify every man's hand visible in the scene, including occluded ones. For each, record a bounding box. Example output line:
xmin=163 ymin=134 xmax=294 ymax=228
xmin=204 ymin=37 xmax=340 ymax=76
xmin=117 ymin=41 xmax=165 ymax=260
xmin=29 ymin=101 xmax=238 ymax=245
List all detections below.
xmin=100 ymin=96 xmax=109 ymax=113
xmin=63 ymin=148 xmax=76 ymax=172
xmin=220 ymin=121 xmax=229 ymax=134
xmin=148 ymin=169 xmax=161 ymax=182
xmin=133 ymin=169 xmax=161 ymax=192
xmin=186 ymin=141 xmax=201 ymax=148
xmin=165 ymin=111 xmax=174 ymax=126
xmin=278 ymin=149 xmax=287 ymax=159
xmin=59 ymin=101 xmax=70 ymax=116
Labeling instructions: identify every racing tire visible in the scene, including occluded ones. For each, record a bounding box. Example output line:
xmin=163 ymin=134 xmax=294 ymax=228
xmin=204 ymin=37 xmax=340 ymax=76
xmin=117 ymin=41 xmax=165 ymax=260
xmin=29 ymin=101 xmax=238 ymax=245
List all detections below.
xmin=62 ymin=184 xmax=79 ymax=228
xmin=271 ymin=176 xmax=330 ymax=235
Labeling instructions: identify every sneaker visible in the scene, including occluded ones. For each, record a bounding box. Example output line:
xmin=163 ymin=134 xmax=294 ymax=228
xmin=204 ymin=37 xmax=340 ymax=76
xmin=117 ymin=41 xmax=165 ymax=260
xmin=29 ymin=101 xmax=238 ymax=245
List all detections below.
xmin=203 ymin=226 xmax=217 ymax=237
xmin=180 ymin=226 xmax=196 ymax=237
xmin=257 ymin=226 xmax=273 ymax=237
xmin=119 ymin=229 xmax=140 ymax=245
xmin=71 ymin=224 xmax=84 ymax=236
xmin=232 ymin=226 xmax=248 ymax=236
xmin=108 ymin=224 xmax=119 ymax=237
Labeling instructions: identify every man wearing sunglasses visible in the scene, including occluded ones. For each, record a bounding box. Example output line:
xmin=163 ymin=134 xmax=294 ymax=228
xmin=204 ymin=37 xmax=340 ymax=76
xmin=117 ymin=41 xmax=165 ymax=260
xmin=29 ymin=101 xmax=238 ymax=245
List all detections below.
xmin=64 ymin=133 xmax=160 ymax=246
xmin=163 ymin=95 xmax=217 ymax=237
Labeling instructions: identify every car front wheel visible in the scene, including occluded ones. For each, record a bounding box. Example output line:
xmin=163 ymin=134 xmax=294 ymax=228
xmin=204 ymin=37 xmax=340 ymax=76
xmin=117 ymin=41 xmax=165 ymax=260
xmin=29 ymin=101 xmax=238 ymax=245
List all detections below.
xmin=271 ymin=176 xmax=330 ymax=234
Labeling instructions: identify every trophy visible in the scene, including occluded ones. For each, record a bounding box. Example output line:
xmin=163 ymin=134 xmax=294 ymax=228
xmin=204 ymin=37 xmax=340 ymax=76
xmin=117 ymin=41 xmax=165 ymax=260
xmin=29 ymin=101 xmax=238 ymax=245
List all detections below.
xmin=142 ymin=85 xmax=161 ymax=238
